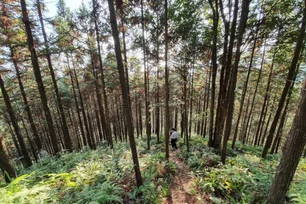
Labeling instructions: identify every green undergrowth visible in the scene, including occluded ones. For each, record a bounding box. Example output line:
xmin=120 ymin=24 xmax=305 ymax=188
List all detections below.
xmin=0 ymin=136 xmax=176 ymax=204
xmin=127 ymin=136 xmax=177 ymax=203
xmin=177 ymin=136 xmax=306 ymax=204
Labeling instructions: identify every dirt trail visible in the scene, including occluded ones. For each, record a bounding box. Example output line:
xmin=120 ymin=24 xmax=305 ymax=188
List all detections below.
xmin=164 ymin=150 xmax=197 ymax=204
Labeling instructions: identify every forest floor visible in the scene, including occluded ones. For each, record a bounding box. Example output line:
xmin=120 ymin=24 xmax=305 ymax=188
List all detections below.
xmin=1 ymin=136 xmax=305 ymax=203
xmin=163 ymin=149 xmax=197 ymax=204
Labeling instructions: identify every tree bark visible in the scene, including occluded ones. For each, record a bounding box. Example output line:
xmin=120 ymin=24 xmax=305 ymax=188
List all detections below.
xmin=164 ymin=0 xmax=170 ymax=160
xmin=20 ymin=0 xmax=59 ymax=154
xmin=107 ymin=0 xmax=143 ymax=186
xmin=92 ymin=0 xmax=113 ymax=148
xmin=188 ymin=64 xmax=195 ymax=137
xmin=203 ymin=70 xmax=211 ymax=138
xmin=141 ymin=0 xmax=151 ymax=150
xmin=0 ymin=133 xmax=16 ymax=183
xmin=222 ymin=0 xmax=250 ymax=164
xmin=138 ymin=95 xmax=143 ymax=138
xmin=214 ymin=0 xmax=239 ymax=150
xmin=208 ymin=0 xmax=218 ymax=147
xmin=155 ymin=42 xmax=160 ymax=143
xmin=135 ymin=93 xmax=139 ymax=138
xmin=183 ymin=66 xmax=189 ymax=152
xmin=36 ymin=0 xmax=72 ymax=151
xmin=1 ymin=2 xmax=43 ymax=151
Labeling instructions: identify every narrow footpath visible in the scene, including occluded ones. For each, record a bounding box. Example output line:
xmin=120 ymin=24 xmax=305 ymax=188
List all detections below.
xmin=163 ymin=150 xmax=197 ymax=204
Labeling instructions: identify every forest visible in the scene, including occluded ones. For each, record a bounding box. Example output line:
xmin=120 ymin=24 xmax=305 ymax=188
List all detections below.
xmin=0 ymin=0 xmax=306 ymax=203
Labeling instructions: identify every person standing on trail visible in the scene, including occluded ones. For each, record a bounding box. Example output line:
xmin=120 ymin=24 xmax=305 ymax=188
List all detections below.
xmin=170 ymin=128 xmax=178 ymax=150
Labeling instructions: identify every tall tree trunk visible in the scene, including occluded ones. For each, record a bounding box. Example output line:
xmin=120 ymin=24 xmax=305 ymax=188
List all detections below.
xmin=214 ymin=0 xmax=229 ymax=146
xmin=188 ymin=64 xmax=195 ymax=137
xmin=183 ymin=66 xmax=189 ymax=152
xmin=141 ymin=0 xmax=151 ymax=150
xmin=222 ymin=0 xmax=249 ymax=163
xmin=118 ymin=4 xmax=131 ymax=97
xmin=164 ymin=0 xmax=170 ymax=159
xmin=135 ymin=93 xmax=139 ymax=138
xmin=36 ymin=0 xmax=72 ymax=151
xmin=0 ymin=75 xmax=32 ymax=167
xmin=196 ymin=96 xmax=202 ymax=135
xmin=214 ymin=0 xmax=238 ymax=150
xmin=203 ymin=70 xmax=211 ymax=138
xmin=92 ymin=0 xmax=113 ymax=148
xmin=107 ymin=0 xmax=143 ymax=186
xmin=208 ymin=0 xmax=218 ymax=147
xmin=155 ymin=46 xmax=160 ymax=143
xmin=138 ymin=95 xmax=143 ymax=138
xmin=173 ymin=107 xmax=177 ymax=129
xmin=262 ymin=3 xmax=306 ymax=158
xmin=267 ymin=77 xmax=306 ymax=203
xmin=1 ymin=2 xmax=42 ymax=151
xmin=20 ymin=0 xmax=59 ymax=154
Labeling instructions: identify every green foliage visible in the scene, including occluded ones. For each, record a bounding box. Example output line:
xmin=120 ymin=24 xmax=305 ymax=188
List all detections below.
xmin=0 ymin=135 xmax=180 ymax=203
xmin=128 ymin=181 xmax=160 ymax=204
xmin=2 ymin=134 xmax=305 ymax=203
xmin=125 ymin=137 xmax=177 ymax=203
xmin=178 ymin=136 xmax=306 ymax=203
xmin=0 ymin=145 xmax=130 ymax=203
xmin=287 ymin=158 xmax=306 ymax=203
xmin=69 ymin=182 xmax=122 ymax=204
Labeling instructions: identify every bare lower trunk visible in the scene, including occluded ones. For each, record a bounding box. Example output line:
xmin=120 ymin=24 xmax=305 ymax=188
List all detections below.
xmin=0 ymin=133 xmax=16 ymax=183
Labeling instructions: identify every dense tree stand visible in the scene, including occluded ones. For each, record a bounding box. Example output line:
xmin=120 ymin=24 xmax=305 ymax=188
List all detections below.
xmin=267 ymin=79 xmax=306 ymax=203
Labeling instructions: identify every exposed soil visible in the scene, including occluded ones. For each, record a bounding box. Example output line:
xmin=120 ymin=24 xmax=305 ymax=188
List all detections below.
xmin=163 ymin=150 xmax=197 ymax=204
